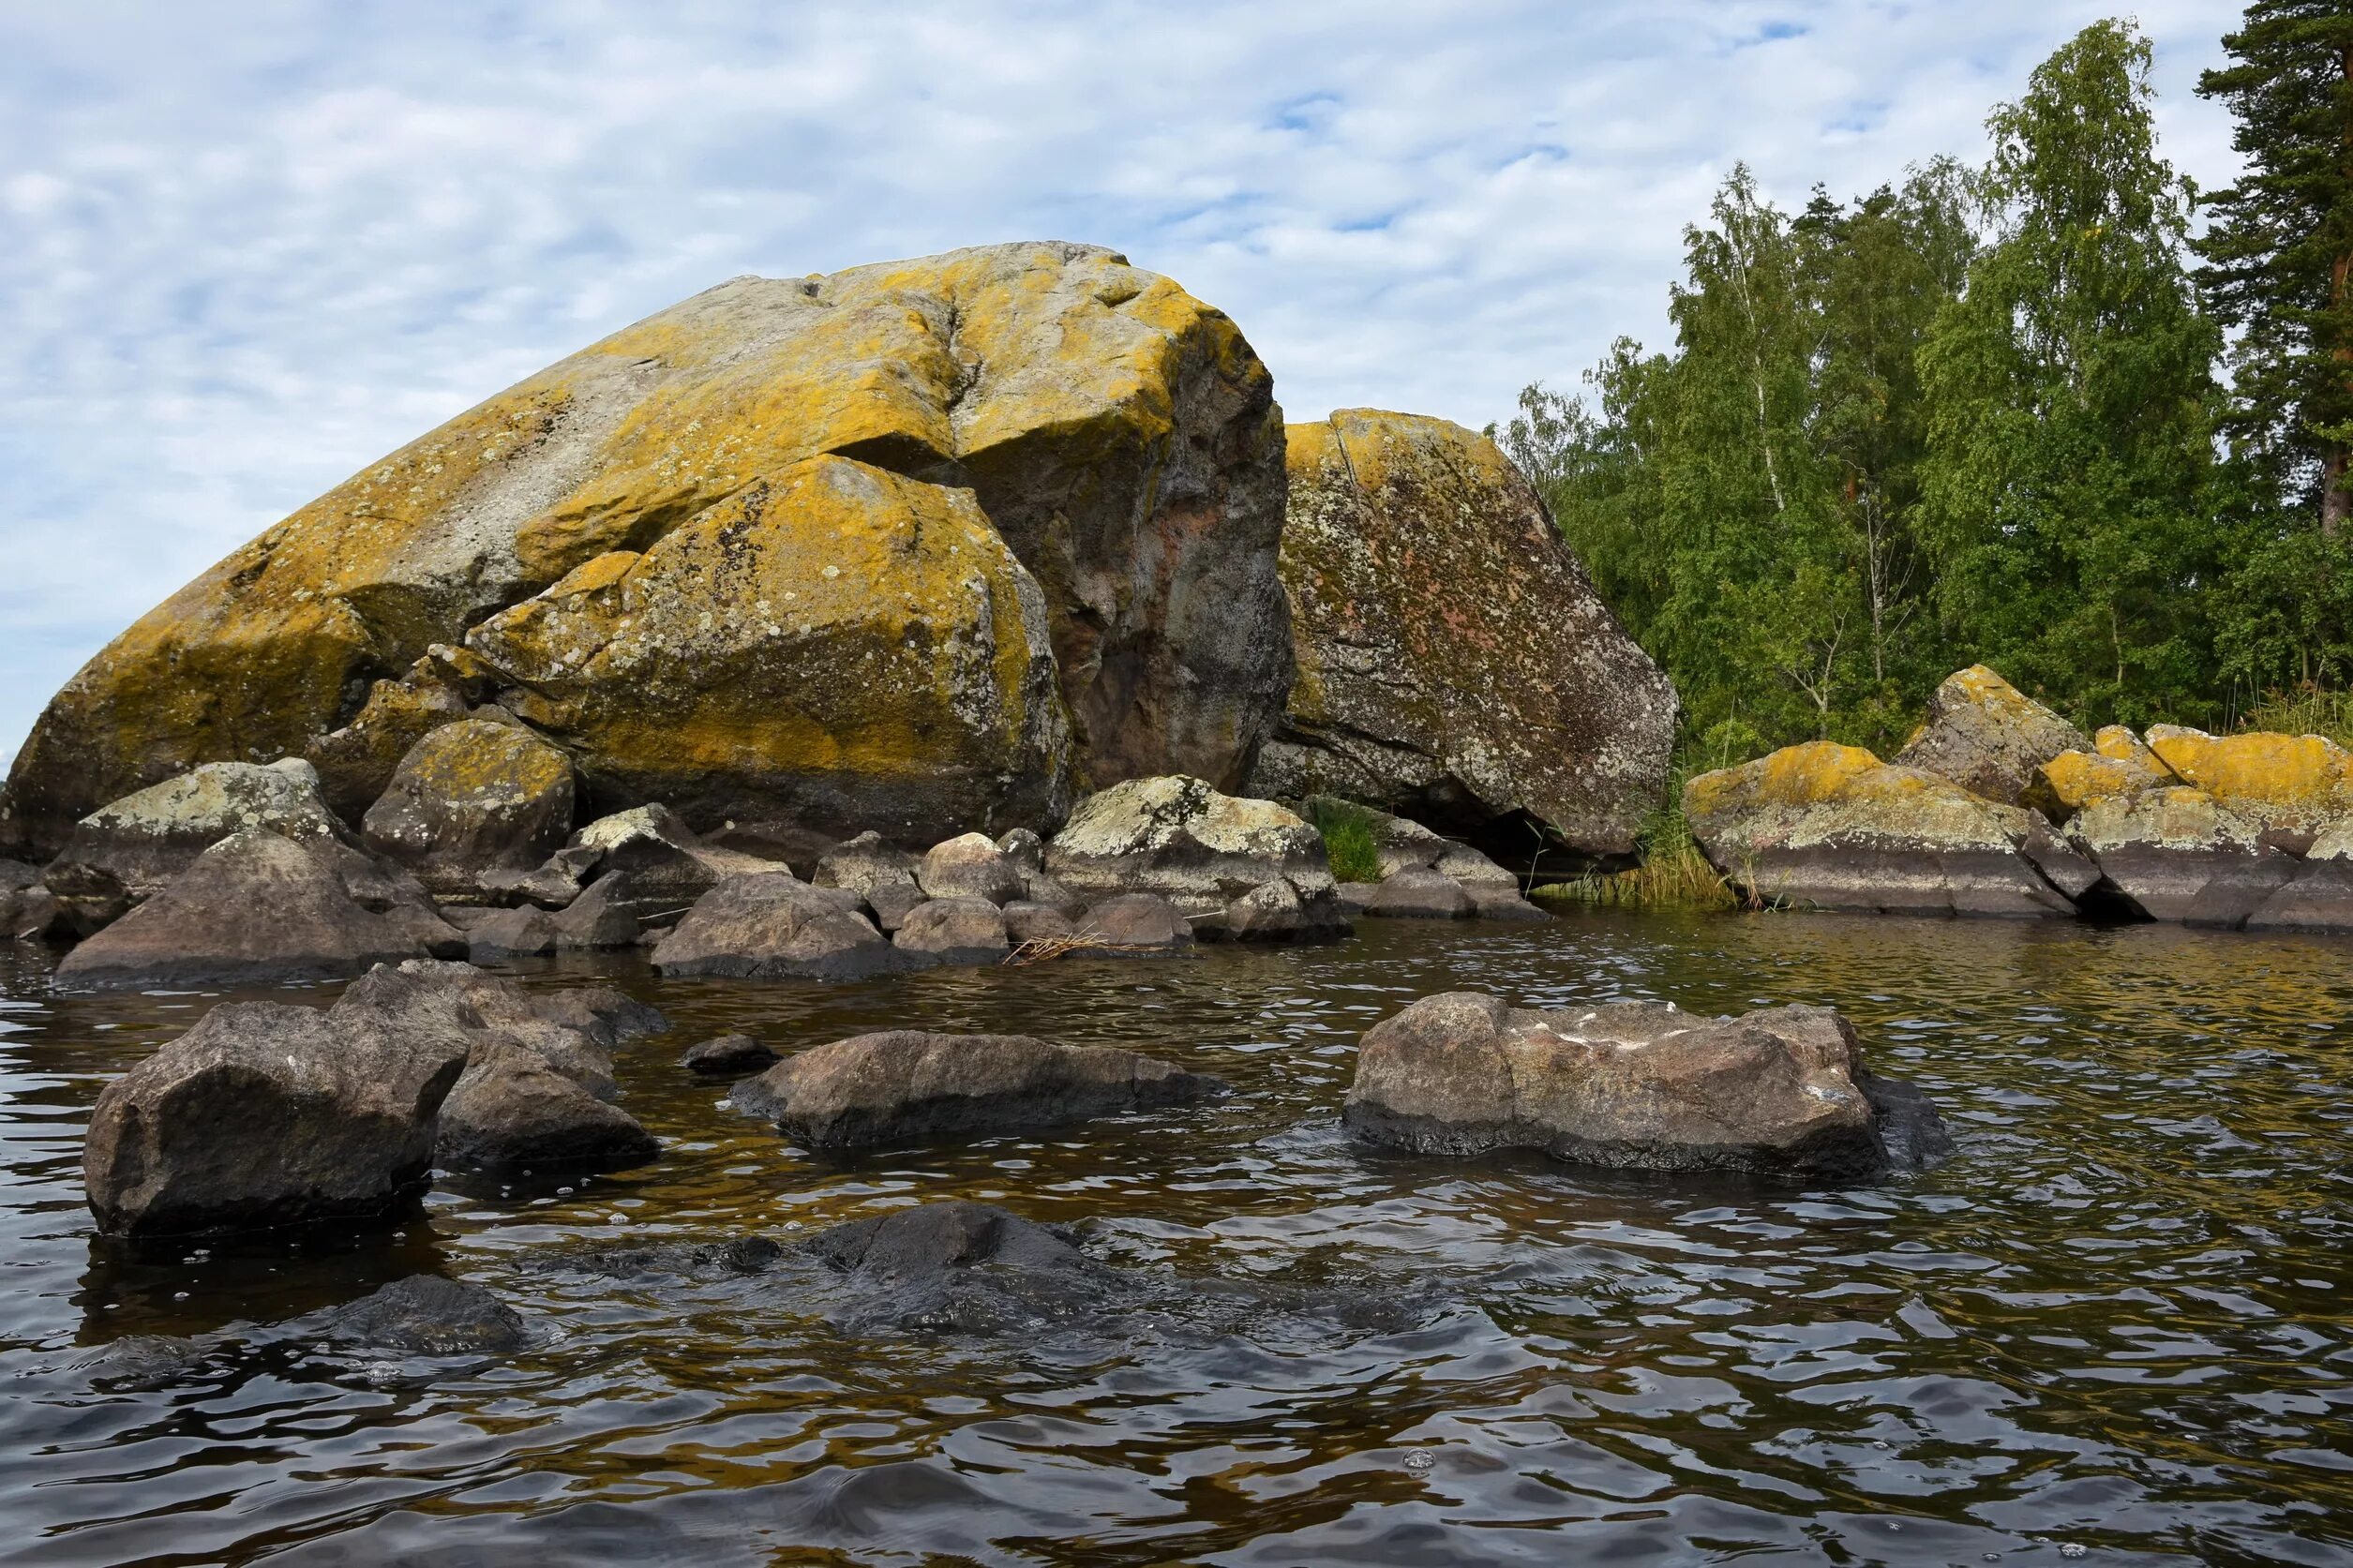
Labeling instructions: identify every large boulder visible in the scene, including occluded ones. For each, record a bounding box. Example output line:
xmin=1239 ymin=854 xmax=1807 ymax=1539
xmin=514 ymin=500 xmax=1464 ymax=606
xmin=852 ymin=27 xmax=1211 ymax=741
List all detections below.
xmin=3 ymin=242 xmax=1290 ymax=856
xmin=1046 ymin=775 xmax=1333 ymax=912
xmin=1343 ymin=993 xmax=1946 ymax=1179
xmin=2024 ymin=725 xmax=2180 ymax=825
xmin=651 ymin=873 xmax=902 ymax=980
xmin=1248 ymin=411 xmax=1676 ymax=864
xmin=2141 ymin=725 xmax=2353 ymax=853
xmin=435 ymin=1040 xmax=659 ymax=1174
xmin=46 ymin=759 xmax=347 ymax=901
xmin=1683 ymin=741 xmax=2081 ymax=918
xmin=1893 ymin=665 xmax=2090 ymax=805
xmin=728 ymin=1030 xmax=1223 ymax=1149
xmin=2063 ymin=785 xmax=2298 ymax=927
xmin=361 ymin=719 xmax=577 ymax=892
xmin=53 ymin=831 xmax=458 ymax=991
xmin=82 ymin=993 xmax=470 ymax=1238
xmin=2247 ymin=822 xmax=2353 ymax=934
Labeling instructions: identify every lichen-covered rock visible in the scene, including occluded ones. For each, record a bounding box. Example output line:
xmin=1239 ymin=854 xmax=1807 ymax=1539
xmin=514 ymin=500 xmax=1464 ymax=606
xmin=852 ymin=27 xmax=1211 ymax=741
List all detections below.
xmin=1343 ymin=993 xmax=1945 ymax=1179
xmin=893 ymin=896 xmax=1012 ymax=966
xmin=2141 ymin=726 xmax=2353 ymax=852
xmin=48 ymin=759 xmax=347 ymax=901
xmin=3 ymin=242 xmax=1290 ymax=856
xmin=1249 ymin=411 xmax=1676 ymax=863
xmin=2063 ymin=785 xmax=2298 ymax=927
xmin=1046 ymin=776 xmax=1333 ymax=912
xmin=2024 ymin=725 xmax=2180 ymax=824
xmin=562 ymin=805 xmax=778 ymax=920
xmin=303 ymin=650 xmax=509 ymax=820
xmin=362 ymin=719 xmax=576 ymax=891
xmin=1684 ymin=741 xmax=2078 ymax=918
xmin=917 ymin=833 xmax=1024 ymax=903
xmin=727 ymin=1030 xmax=1223 ymax=1149
xmin=1894 ymin=666 xmax=2089 ymax=805
xmin=54 ymin=831 xmax=457 ymax=991
xmin=465 ymin=456 xmax=1071 ymax=844
xmin=82 ymin=993 xmax=471 ymax=1238
xmin=651 ymin=873 xmax=902 ymax=980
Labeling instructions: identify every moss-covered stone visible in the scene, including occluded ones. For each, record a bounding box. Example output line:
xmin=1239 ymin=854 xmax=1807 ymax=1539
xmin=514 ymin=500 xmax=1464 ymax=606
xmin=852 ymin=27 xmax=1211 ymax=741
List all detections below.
xmin=1249 ymin=411 xmax=1676 ymax=864
xmin=362 ymin=719 xmax=577 ymax=890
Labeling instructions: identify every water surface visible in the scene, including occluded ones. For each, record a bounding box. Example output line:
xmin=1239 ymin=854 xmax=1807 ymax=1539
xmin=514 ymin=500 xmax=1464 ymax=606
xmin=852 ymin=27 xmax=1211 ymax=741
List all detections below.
xmin=1 ymin=911 xmax=2347 ymax=1566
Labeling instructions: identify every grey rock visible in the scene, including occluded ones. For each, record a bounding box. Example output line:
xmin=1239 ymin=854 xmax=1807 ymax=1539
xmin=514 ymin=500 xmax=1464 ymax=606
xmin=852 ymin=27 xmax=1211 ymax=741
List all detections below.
xmin=466 ymin=903 xmax=562 ymax=957
xmin=682 ymin=1033 xmax=779 ymax=1075
xmin=801 ymin=1201 xmax=1135 ymax=1334
xmin=548 ymin=871 xmax=643 ymax=948
xmin=893 ymin=897 xmax=1012 ymax=967
xmin=1894 ymin=665 xmax=2090 ymax=805
xmin=652 ymin=873 xmax=902 ymax=981
xmin=1046 ymin=775 xmax=1335 ymax=912
xmin=566 ymin=805 xmax=783 ymax=921
xmin=1001 ymin=900 xmax=1077 ymax=944
xmin=812 ymin=830 xmax=922 ymax=898
xmin=435 ymin=1039 xmax=657 ymax=1173
xmin=319 ymin=1275 xmax=527 ymax=1355
xmin=82 ymin=993 xmax=469 ymax=1238
xmin=731 ymin=1030 xmax=1224 ymax=1149
xmin=1344 ymin=993 xmax=1942 ymax=1180
xmin=2065 ymin=786 xmax=2297 ymax=926
xmin=918 ymin=833 xmax=1024 ymax=903
xmin=1365 ymin=867 xmax=1476 ymax=919
xmin=1075 ymin=892 xmax=1196 ymax=954
xmin=1220 ymin=875 xmax=1353 ymax=942
xmin=863 ymin=881 xmax=930 ymax=933
xmin=362 ymin=719 xmax=577 ymax=893
xmin=47 ymin=759 xmax=348 ymax=901
xmin=996 ymin=828 xmax=1045 ymax=876
xmin=1466 ymin=884 xmax=1551 ymax=921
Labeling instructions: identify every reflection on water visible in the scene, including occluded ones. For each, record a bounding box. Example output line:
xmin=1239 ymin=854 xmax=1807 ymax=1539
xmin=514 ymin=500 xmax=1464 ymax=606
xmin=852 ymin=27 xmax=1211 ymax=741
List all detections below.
xmin=0 ymin=911 xmax=2347 ymax=1566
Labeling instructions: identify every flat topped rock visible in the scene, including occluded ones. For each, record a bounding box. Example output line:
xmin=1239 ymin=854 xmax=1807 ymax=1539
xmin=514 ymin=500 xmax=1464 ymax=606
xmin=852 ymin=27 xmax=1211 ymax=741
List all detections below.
xmin=652 ymin=873 xmax=901 ymax=981
xmin=729 ymin=1029 xmax=1224 ymax=1149
xmin=49 ymin=758 xmax=347 ymax=900
xmin=1344 ymin=992 xmax=1947 ymax=1180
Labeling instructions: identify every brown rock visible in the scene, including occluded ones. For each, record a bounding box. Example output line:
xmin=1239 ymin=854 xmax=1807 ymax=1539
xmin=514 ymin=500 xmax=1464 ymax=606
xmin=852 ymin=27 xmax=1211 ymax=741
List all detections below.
xmin=362 ymin=719 xmax=577 ymax=892
xmin=651 ymin=873 xmax=902 ymax=980
xmin=1894 ymin=665 xmax=2089 ymax=805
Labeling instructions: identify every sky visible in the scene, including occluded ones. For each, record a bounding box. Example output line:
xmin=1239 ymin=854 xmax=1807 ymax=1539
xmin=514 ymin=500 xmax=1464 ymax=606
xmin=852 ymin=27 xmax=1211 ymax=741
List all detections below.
xmin=0 ymin=0 xmax=2241 ymax=766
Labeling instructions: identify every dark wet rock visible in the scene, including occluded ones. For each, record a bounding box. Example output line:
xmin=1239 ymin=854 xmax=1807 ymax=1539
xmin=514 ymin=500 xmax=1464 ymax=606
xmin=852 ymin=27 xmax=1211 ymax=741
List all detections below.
xmin=728 ymin=1030 xmax=1224 ymax=1149
xmin=652 ymin=873 xmax=902 ymax=981
xmin=33 ymin=859 xmax=132 ymax=938
xmin=1466 ymin=884 xmax=1551 ymax=921
xmin=2246 ymin=831 xmax=2353 ymax=934
xmin=1893 ymin=665 xmax=2090 ymax=806
xmin=863 ymin=882 xmax=929 ymax=933
xmin=1045 ymin=775 xmax=1335 ymax=913
xmin=1000 ymin=900 xmax=1078 ymax=945
xmin=362 ymin=719 xmax=577 ymax=894
xmin=547 ymin=871 xmax=643 ymax=948
xmin=351 ymin=961 xmax=621 ymax=1098
xmin=997 ymin=829 xmax=1045 ymax=876
xmin=556 ymin=1233 xmax=789 ymax=1281
xmin=535 ymin=981 xmax=668 ymax=1047
xmin=435 ymin=1039 xmax=657 ymax=1173
xmin=79 ymin=1334 xmax=212 ymax=1390
xmin=1219 ymin=875 xmax=1354 ymax=942
xmin=682 ymin=1033 xmax=779 ymax=1075
xmin=1364 ymin=867 xmax=1476 ymax=919
xmin=801 ymin=1202 xmax=1135 ymax=1333
xmin=917 ymin=833 xmax=1024 ymax=904
xmin=83 ymin=994 xmax=469 ymax=1239
xmin=318 ymin=1275 xmax=527 ymax=1354
xmin=1343 ymin=993 xmax=1944 ymax=1180
xmin=54 ymin=830 xmax=451 ymax=991
xmin=473 ymin=861 xmax=587 ymax=910
xmin=0 ymin=858 xmax=41 ymax=892
xmin=1074 ymin=892 xmax=1196 ymax=954
xmin=46 ymin=758 xmax=349 ymax=902
xmin=892 ymin=897 xmax=1012 ymax=967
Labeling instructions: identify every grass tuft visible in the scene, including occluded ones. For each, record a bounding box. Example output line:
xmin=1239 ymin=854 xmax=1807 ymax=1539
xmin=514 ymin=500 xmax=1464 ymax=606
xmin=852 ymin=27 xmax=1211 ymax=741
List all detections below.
xmin=1304 ymin=798 xmax=1384 ymax=883
xmin=2239 ymin=686 xmax=2353 ymax=749
xmin=1529 ymin=783 xmax=1743 ymax=912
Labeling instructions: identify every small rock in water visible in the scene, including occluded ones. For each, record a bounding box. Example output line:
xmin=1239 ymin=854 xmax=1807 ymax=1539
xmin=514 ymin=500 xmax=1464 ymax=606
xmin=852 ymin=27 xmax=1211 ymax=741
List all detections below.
xmin=681 ymin=1033 xmax=779 ymax=1075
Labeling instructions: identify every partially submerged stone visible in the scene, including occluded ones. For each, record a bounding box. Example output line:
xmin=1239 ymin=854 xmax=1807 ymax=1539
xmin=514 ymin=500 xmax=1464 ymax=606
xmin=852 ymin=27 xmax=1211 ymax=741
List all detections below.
xmin=800 ymin=1201 xmax=1136 ymax=1334
xmin=83 ymin=993 xmax=470 ymax=1238
xmin=1363 ymin=866 xmax=1476 ymax=920
xmin=48 ymin=759 xmax=347 ymax=900
xmin=435 ymin=1039 xmax=659 ymax=1174
xmin=1074 ymin=892 xmax=1196 ymax=954
xmin=318 ymin=1276 xmax=528 ymax=1355
xmin=1683 ymin=741 xmax=2078 ymax=918
xmin=1894 ymin=666 xmax=2089 ymax=806
xmin=1001 ymin=900 xmax=1078 ymax=944
xmin=1344 ymin=993 xmax=1945 ymax=1180
xmin=362 ymin=719 xmax=577 ymax=893
xmin=54 ymin=831 xmax=455 ymax=991
xmin=1219 ymin=876 xmax=1353 ymax=942
xmin=729 ymin=1030 xmax=1223 ymax=1149
xmin=1046 ymin=775 xmax=1334 ymax=912
xmin=681 ymin=1033 xmax=779 ymax=1075
xmin=651 ymin=873 xmax=901 ymax=980
xmin=893 ymin=897 xmax=1012 ymax=967
xmin=1250 ymin=411 xmax=1676 ymax=863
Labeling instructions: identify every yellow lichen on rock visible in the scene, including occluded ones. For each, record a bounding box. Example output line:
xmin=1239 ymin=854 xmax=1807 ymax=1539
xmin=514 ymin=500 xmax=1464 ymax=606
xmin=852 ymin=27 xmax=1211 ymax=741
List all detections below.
xmin=2142 ymin=725 xmax=2353 ymax=844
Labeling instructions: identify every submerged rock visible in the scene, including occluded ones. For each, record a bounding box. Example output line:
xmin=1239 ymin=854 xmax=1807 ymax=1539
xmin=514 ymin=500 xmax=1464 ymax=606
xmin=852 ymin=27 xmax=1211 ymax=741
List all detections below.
xmin=54 ymin=831 xmax=457 ymax=991
xmin=800 ymin=1202 xmax=1138 ymax=1333
xmin=1894 ymin=666 xmax=2090 ymax=806
xmin=729 ymin=1030 xmax=1222 ymax=1149
xmin=318 ymin=1275 xmax=528 ymax=1355
xmin=46 ymin=759 xmax=347 ymax=901
xmin=681 ymin=1033 xmax=779 ymax=1075
xmin=652 ymin=873 xmax=902 ymax=981
xmin=1046 ymin=775 xmax=1334 ymax=912
xmin=83 ymin=993 xmax=470 ymax=1238
xmin=1344 ymin=993 xmax=1945 ymax=1180
xmin=1683 ymin=741 xmax=2079 ymax=918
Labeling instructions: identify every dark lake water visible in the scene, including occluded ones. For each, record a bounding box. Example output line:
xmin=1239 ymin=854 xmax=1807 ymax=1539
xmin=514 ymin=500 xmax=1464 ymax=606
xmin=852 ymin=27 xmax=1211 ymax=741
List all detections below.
xmin=1 ymin=910 xmax=2348 ymax=1567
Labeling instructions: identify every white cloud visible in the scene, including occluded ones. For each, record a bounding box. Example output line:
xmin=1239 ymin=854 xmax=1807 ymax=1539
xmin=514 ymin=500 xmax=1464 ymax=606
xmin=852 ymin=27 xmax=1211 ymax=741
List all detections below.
xmin=0 ymin=0 xmax=2239 ymax=763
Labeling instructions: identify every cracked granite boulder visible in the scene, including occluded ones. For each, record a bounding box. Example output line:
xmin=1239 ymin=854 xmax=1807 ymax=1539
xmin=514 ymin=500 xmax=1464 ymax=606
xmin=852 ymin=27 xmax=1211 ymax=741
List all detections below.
xmin=1249 ymin=410 xmax=1676 ymax=866
xmin=2 ymin=243 xmax=1290 ymax=855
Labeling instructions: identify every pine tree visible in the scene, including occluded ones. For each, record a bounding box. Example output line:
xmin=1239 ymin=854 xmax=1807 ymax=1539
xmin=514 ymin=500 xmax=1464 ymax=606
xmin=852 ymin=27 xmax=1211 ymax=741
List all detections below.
xmin=2196 ymin=1 xmax=2353 ymax=532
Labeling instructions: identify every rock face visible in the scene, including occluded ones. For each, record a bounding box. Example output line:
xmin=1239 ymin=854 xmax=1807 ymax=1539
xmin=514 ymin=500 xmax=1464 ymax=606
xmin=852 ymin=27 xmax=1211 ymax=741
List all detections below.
xmin=1249 ymin=411 xmax=1677 ymax=863
xmin=4 ymin=242 xmax=1290 ymax=856
xmin=1683 ymin=742 xmax=2078 ymax=918
xmin=48 ymin=759 xmax=347 ymax=900
xmin=1894 ymin=665 xmax=2090 ymax=806
xmin=1343 ymin=993 xmax=1945 ymax=1179
xmin=651 ymin=873 xmax=901 ymax=980
xmin=1046 ymin=776 xmax=1333 ymax=912
xmin=362 ymin=719 xmax=577 ymax=892
xmin=83 ymin=992 xmax=471 ymax=1238
xmin=729 ymin=1031 xmax=1222 ymax=1149
xmin=54 ymin=831 xmax=458 ymax=991
xmin=2063 ymin=785 xmax=2298 ymax=926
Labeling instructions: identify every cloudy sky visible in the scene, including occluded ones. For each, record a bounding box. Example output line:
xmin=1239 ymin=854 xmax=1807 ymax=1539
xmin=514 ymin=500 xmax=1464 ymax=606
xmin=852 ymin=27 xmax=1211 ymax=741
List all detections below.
xmin=1 ymin=1 xmax=2239 ymax=762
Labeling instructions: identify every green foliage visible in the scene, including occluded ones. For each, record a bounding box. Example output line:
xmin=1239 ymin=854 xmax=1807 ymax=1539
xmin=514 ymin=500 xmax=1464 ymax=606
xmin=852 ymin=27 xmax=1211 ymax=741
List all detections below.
xmin=1304 ymin=798 xmax=1383 ymax=883
xmin=1534 ymin=787 xmax=1740 ymax=911
xmin=2240 ymin=684 xmax=2353 ymax=747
